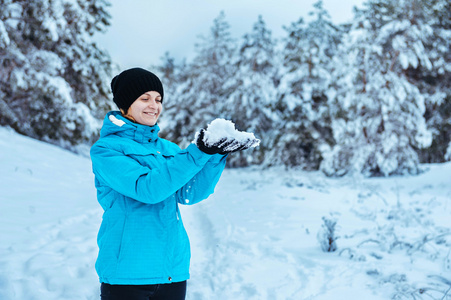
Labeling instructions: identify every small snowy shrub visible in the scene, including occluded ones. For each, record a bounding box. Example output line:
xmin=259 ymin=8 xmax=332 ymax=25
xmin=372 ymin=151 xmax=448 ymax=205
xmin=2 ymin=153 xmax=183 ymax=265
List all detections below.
xmin=445 ymin=142 xmax=451 ymax=161
xmin=317 ymin=216 xmax=338 ymax=252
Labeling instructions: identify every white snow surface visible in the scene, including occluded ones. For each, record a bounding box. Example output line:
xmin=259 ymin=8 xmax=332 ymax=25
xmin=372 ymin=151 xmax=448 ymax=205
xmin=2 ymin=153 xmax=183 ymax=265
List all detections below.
xmin=202 ymin=118 xmax=260 ymax=149
xmin=1 ymin=127 xmax=450 ymax=300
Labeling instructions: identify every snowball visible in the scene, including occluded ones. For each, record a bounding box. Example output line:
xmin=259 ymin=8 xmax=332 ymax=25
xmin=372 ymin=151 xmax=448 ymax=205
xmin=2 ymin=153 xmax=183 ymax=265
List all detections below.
xmin=203 ymin=118 xmax=260 ymax=148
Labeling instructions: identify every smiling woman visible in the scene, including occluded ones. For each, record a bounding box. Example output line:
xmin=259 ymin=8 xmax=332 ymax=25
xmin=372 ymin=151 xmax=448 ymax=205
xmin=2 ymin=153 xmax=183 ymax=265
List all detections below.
xmin=89 ymin=67 xmax=259 ymax=300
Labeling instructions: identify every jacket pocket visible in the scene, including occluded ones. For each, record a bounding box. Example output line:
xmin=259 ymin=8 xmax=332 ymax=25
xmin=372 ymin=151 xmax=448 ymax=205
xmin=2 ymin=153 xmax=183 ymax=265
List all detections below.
xmin=123 ymin=147 xmax=175 ymax=169
xmin=122 ymin=147 xmax=159 ymax=156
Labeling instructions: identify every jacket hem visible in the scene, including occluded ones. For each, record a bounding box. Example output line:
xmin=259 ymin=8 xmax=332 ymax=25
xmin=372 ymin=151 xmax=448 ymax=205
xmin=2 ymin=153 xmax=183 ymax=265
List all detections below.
xmin=99 ymin=273 xmax=190 ymax=285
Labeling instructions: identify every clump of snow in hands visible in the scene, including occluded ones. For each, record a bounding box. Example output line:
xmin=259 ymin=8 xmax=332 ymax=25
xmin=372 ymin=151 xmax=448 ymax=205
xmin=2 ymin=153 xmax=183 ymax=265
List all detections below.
xmin=202 ymin=118 xmax=260 ymax=150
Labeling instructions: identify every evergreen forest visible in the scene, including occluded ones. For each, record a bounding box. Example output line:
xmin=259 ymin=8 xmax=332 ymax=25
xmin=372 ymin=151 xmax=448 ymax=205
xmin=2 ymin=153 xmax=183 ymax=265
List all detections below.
xmin=0 ymin=0 xmax=449 ymax=177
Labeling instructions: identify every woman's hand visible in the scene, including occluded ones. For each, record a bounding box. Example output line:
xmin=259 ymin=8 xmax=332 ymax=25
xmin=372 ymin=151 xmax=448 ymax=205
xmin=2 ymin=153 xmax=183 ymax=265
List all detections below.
xmin=195 ymin=129 xmax=259 ymax=155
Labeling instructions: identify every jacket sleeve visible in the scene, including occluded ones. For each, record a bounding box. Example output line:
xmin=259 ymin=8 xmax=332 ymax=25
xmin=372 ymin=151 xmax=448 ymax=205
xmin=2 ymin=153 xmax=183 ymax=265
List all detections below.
xmin=90 ymin=142 xmax=212 ymax=204
xmin=175 ymin=154 xmax=227 ymax=205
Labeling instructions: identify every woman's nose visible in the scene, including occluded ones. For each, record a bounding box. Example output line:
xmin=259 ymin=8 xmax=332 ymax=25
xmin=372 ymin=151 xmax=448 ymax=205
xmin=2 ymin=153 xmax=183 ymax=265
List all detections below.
xmin=147 ymin=99 xmax=158 ymax=108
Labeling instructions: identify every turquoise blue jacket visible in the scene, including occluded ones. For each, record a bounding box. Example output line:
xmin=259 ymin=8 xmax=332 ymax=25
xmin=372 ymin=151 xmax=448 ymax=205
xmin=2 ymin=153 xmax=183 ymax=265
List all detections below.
xmin=90 ymin=111 xmax=227 ymax=285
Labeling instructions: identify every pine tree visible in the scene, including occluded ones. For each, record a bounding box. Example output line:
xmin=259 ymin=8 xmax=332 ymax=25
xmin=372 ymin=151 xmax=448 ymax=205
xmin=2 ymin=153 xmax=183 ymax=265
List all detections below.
xmin=224 ymin=15 xmax=279 ymax=166
xmin=275 ymin=0 xmax=341 ymax=169
xmin=0 ymin=0 xmax=114 ymax=151
xmin=321 ymin=0 xmax=437 ymax=177
xmin=156 ymin=51 xmax=190 ymax=143
xmin=161 ymin=11 xmax=237 ymax=147
xmin=409 ymin=0 xmax=451 ymax=163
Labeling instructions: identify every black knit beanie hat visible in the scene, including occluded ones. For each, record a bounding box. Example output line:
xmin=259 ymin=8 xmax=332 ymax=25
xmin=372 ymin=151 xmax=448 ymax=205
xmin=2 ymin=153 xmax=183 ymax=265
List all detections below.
xmin=111 ymin=68 xmax=164 ymax=112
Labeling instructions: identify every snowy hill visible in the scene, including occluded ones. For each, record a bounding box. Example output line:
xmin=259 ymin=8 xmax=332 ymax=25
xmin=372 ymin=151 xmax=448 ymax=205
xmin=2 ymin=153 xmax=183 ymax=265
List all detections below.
xmin=0 ymin=127 xmax=450 ymax=300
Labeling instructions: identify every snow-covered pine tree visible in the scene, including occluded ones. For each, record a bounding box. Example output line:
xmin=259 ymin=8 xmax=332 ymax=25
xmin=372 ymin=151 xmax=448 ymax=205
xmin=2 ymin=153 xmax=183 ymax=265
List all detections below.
xmin=156 ymin=52 xmax=185 ymax=95
xmin=408 ymin=0 xmax=450 ymax=163
xmin=321 ymin=0 xmax=435 ymax=177
xmin=0 ymin=0 xmax=114 ymax=151
xmin=420 ymin=94 xmax=451 ymax=163
xmin=161 ymin=11 xmax=237 ymax=147
xmin=274 ymin=0 xmax=341 ymax=169
xmin=223 ymin=15 xmax=279 ymax=166
xmin=156 ymin=51 xmax=190 ymax=142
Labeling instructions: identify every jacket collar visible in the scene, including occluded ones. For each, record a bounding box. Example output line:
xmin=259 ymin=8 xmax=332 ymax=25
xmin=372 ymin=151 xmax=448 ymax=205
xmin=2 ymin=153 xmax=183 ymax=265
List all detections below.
xmin=101 ymin=111 xmax=160 ymax=144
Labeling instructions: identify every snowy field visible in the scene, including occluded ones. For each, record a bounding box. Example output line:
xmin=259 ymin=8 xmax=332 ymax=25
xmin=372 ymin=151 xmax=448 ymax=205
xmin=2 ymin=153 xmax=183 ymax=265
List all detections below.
xmin=0 ymin=126 xmax=450 ymax=300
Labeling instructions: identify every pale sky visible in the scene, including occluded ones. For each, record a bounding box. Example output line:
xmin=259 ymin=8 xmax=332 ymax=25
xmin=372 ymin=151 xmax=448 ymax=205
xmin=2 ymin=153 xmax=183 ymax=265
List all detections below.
xmin=94 ymin=0 xmax=365 ymax=70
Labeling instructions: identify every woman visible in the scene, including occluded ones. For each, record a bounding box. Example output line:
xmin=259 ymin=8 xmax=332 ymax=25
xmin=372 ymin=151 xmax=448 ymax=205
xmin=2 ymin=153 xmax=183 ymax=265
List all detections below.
xmin=90 ymin=68 xmax=257 ymax=300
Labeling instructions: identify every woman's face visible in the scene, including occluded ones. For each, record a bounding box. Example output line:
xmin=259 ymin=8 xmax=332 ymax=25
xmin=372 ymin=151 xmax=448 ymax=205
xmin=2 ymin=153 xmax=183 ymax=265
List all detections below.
xmin=127 ymin=91 xmax=162 ymax=126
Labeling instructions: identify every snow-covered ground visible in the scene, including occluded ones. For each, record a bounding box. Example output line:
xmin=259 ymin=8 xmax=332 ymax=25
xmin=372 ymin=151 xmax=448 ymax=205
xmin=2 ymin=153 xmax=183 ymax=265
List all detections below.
xmin=1 ymin=126 xmax=450 ymax=300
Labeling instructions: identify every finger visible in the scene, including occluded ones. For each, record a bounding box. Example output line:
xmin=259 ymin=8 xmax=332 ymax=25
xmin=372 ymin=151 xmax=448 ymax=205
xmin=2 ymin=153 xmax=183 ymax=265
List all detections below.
xmin=247 ymin=138 xmax=260 ymax=148
xmin=231 ymin=143 xmax=251 ymax=152
xmin=195 ymin=129 xmax=205 ymax=146
xmin=223 ymin=139 xmax=241 ymax=152
xmin=230 ymin=138 xmax=260 ymax=152
xmin=198 ymin=129 xmax=205 ymax=140
xmin=215 ymin=137 xmax=232 ymax=148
